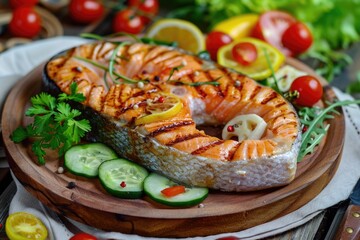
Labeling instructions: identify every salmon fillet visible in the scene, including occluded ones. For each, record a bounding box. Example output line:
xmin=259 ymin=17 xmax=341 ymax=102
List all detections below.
xmin=43 ymin=41 xmax=301 ymax=191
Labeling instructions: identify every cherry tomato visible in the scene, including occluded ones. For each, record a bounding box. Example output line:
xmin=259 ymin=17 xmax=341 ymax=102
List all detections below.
xmin=252 ymin=10 xmax=296 ymax=56
xmin=205 ymin=31 xmax=233 ymax=61
xmin=9 ymin=0 xmax=38 ymax=8
xmin=70 ymin=232 xmax=97 ymax=240
xmin=9 ymin=7 xmax=41 ymax=38
xmin=281 ymin=22 xmax=313 ymax=56
xmin=290 ymin=75 xmax=323 ymax=107
xmin=68 ymin=0 xmax=104 ymax=24
xmin=216 ymin=237 xmax=241 ymax=240
xmin=128 ymin=0 xmax=159 ymax=24
xmin=112 ymin=8 xmax=144 ymax=34
xmin=161 ymin=185 xmax=185 ymax=197
xmin=231 ymin=42 xmax=258 ymax=66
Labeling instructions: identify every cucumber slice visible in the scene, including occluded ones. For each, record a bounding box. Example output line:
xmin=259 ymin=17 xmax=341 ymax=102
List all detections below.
xmin=144 ymin=173 xmax=209 ymax=207
xmin=99 ymin=159 xmax=149 ymax=199
xmin=64 ymin=143 xmax=118 ymax=178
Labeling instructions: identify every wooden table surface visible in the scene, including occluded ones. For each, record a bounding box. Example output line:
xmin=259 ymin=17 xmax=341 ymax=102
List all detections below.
xmin=0 ymin=3 xmax=359 ymax=239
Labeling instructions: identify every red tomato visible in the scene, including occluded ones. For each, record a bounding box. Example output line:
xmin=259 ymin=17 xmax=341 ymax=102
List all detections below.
xmin=216 ymin=237 xmax=241 ymax=240
xmin=161 ymin=185 xmax=185 ymax=197
xmin=205 ymin=31 xmax=233 ymax=61
xmin=231 ymin=42 xmax=258 ymax=66
xmin=112 ymin=8 xmax=144 ymax=34
xmin=290 ymin=75 xmax=323 ymax=107
xmin=68 ymin=0 xmax=104 ymax=24
xmin=252 ymin=10 xmax=296 ymax=56
xmin=281 ymin=22 xmax=313 ymax=56
xmin=9 ymin=0 xmax=38 ymax=8
xmin=128 ymin=0 xmax=159 ymax=24
xmin=9 ymin=7 xmax=41 ymax=38
xmin=70 ymin=233 xmax=97 ymax=240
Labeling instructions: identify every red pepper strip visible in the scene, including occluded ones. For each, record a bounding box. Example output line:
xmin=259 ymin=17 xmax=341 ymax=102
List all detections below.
xmin=161 ymin=185 xmax=185 ymax=197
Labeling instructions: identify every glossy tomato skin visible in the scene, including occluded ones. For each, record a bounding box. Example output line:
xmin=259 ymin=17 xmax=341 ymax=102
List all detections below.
xmin=69 ymin=0 xmax=104 ymax=24
xmin=290 ymin=75 xmax=323 ymax=107
xmin=128 ymin=0 xmax=159 ymax=24
xmin=9 ymin=7 xmax=41 ymax=38
xmin=70 ymin=232 xmax=97 ymax=240
xmin=112 ymin=8 xmax=144 ymax=34
xmin=216 ymin=236 xmax=240 ymax=240
xmin=281 ymin=22 xmax=313 ymax=56
xmin=205 ymin=31 xmax=233 ymax=61
xmin=231 ymin=42 xmax=258 ymax=66
xmin=251 ymin=10 xmax=296 ymax=56
xmin=9 ymin=0 xmax=38 ymax=8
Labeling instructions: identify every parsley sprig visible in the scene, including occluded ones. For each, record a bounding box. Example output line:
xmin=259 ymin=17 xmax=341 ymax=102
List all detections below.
xmin=11 ymin=82 xmax=91 ymax=165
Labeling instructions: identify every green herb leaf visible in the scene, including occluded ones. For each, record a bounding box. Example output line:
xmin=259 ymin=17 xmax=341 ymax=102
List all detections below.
xmin=10 ymin=83 xmax=92 ymax=164
xmin=10 ymin=127 xmax=29 ymax=143
xmin=297 ymin=99 xmax=360 ymax=161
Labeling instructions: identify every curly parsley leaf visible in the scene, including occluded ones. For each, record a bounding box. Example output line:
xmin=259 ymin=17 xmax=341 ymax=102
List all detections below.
xmin=10 ymin=82 xmax=91 ymax=165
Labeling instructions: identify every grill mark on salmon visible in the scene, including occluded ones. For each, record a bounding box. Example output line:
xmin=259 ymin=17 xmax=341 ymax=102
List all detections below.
xmin=43 ymin=41 xmax=302 ymax=192
xmin=260 ymin=91 xmax=277 ymax=105
xmin=166 ymin=133 xmax=206 ymax=146
xmin=148 ymin=120 xmax=195 ymax=137
xmin=192 ymin=140 xmax=224 ymax=155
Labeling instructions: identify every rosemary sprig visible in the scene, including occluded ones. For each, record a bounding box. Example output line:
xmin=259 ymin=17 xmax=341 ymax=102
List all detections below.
xmin=168 ymin=76 xmax=222 ymax=86
xmin=263 ymin=48 xmax=281 ymax=93
xmin=80 ymin=33 xmax=177 ymax=47
xmin=167 ymin=65 xmax=184 ymax=82
xmin=74 ymin=56 xmax=141 ymax=85
xmin=109 ymin=42 xmax=131 ymax=84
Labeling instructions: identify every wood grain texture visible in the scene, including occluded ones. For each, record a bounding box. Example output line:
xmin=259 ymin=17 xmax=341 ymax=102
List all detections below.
xmin=1 ymin=59 xmax=345 ymax=238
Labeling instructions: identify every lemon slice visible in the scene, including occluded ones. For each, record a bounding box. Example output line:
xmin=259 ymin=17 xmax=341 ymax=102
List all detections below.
xmin=135 ymin=94 xmax=183 ymax=125
xmin=146 ymin=18 xmax=205 ymax=54
xmin=217 ymin=37 xmax=285 ymax=80
xmin=5 ymin=212 xmax=48 ymax=240
xmin=212 ymin=14 xmax=259 ymax=40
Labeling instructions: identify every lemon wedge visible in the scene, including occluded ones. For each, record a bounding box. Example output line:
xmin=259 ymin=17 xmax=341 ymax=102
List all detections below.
xmin=212 ymin=14 xmax=259 ymax=40
xmin=135 ymin=93 xmax=183 ymax=125
xmin=146 ymin=18 xmax=205 ymax=54
xmin=6 ymin=212 xmax=48 ymax=240
xmin=217 ymin=37 xmax=285 ymax=80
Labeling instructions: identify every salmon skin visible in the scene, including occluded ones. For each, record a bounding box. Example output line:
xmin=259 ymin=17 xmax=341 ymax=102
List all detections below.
xmin=43 ymin=41 xmax=301 ymax=192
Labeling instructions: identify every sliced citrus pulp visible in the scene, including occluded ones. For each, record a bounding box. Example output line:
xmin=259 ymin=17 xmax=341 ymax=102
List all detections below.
xmin=217 ymin=37 xmax=285 ymax=80
xmin=135 ymin=93 xmax=183 ymax=125
xmin=212 ymin=14 xmax=259 ymax=40
xmin=146 ymin=18 xmax=205 ymax=54
xmin=5 ymin=212 xmax=48 ymax=240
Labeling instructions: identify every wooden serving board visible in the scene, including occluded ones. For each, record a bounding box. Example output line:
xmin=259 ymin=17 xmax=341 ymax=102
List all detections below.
xmin=2 ymin=60 xmax=345 ymax=238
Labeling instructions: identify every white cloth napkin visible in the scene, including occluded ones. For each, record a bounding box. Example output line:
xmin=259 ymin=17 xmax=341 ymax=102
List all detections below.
xmin=1 ymin=37 xmax=360 ymax=240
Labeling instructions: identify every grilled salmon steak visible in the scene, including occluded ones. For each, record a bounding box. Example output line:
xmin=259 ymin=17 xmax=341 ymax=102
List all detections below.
xmin=43 ymin=41 xmax=301 ymax=191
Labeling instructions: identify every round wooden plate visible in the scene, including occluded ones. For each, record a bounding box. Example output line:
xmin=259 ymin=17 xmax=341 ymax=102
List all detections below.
xmin=2 ymin=59 xmax=345 ymax=238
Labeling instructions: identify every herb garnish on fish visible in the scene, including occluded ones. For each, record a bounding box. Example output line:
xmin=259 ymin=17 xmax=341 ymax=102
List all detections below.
xmin=10 ymin=82 xmax=91 ymax=164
